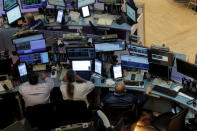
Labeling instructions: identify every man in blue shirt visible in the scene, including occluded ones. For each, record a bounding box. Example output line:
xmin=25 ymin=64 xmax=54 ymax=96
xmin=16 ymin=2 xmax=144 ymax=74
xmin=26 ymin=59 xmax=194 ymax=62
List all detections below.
xmin=25 ymin=13 xmax=44 ymax=30
xmin=102 ymin=82 xmax=152 ymax=106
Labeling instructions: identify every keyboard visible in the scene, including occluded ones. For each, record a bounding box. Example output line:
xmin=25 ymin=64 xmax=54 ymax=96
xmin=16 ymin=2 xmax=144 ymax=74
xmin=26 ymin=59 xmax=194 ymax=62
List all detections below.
xmin=153 ymin=85 xmax=178 ymax=97
xmin=179 ymin=88 xmax=197 ymax=99
xmin=152 ymin=78 xmax=172 ymax=89
xmin=124 ymin=80 xmax=144 ymax=88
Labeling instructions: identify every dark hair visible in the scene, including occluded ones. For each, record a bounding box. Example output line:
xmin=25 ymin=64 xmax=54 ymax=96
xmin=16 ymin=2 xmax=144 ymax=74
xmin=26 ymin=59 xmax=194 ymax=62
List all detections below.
xmin=66 ymin=70 xmax=75 ymax=98
xmin=28 ymin=72 xmax=38 ymax=85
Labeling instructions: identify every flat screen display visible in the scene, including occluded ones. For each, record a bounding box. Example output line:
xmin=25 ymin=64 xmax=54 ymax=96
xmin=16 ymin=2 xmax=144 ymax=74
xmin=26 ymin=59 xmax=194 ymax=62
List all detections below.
xmin=21 ymin=0 xmax=44 ymax=9
xmin=176 ymin=58 xmax=197 ymax=80
xmin=19 ymin=52 xmax=49 ymax=65
xmin=148 ymin=49 xmax=174 ymax=66
xmin=113 ymin=65 xmax=122 ymax=79
xmin=72 ymin=60 xmax=91 ymax=71
xmin=95 ymin=59 xmax=102 ymax=75
xmin=126 ymin=3 xmax=137 ymax=23
xmin=121 ymin=54 xmax=149 ymax=70
xmin=128 ymin=44 xmax=148 ymax=57
xmin=56 ymin=9 xmax=63 ymax=23
xmin=18 ymin=63 xmax=27 ymax=77
xmin=149 ymin=63 xmax=169 ymax=80
xmin=3 ymin=0 xmax=17 ymax=11
xmin=12 ymin=34 xmax=44 ymax=45
xmin=81 ymin=5 xmax=90 ymax=18
xmin=48 ymin=0 xmax=65 ymax=6
xmin=95 ymin=41 xmax=126 ymax=52
xmin=16 ymin=39 xmax=46 ymax=55
xmin=171 ymin=59 xmax=193 ymax=83
xmin=6 ymin=5 xmax=22 ymax=24
xmin=78 ymin=0 xmax=95 ymax=8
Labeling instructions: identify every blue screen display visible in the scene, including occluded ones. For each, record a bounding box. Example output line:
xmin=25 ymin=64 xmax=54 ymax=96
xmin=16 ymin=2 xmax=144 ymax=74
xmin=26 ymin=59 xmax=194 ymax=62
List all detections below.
xmin=95 ymin=41 xmax=125 ymax=52
xmin=121 ymin=54 xmax=149 ymax=70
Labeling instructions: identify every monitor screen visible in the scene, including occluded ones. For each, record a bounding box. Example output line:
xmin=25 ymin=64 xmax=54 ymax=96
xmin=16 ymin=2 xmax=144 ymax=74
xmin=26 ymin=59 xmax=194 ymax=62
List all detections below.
xmin=66 ymin=47 xmax=95 ymax=60
xmin=128 ymin=44 xmax=148 ymax=57
xmin=48 ymin=0 xmax=65 ymax=6
xmin=78 ymin=0 xmax=95 ymax=8
xmin=12 ymin=34 xmax=44 ymax=45
xmin=149 ymin=63 xmax=169 ymax=80
xmin=81 ymin=5 xmax=90 ymax=18
xmin=126 ymin=2 xmax=137 ymax=23
xmin=6 ymin=5 xmax=21 ymax=24
xmin=16 ymin=39 xmax=46 ymax=55
xmin=56 ymin=9 xmax=63 ymax=23
xmin=72 ymin=60 xmax=91 ymax=71
xmin=176 ymin=58 xmax=197 ymax=80
xmin=95 ymin=59 xmax=102 ymax=75
xmin=148 ymin=49 xmax=174 ymax=66
xmin=21 ymin=0 xmax=44 ymax=9
xmin=0 ymin=59 xmax=12 ymax=75
xmin=121 ymin=54 xmax=149 ymax=70
xmin=3 ymin=0 xmax=17 ymax=11
xmin=171 ymin=59 xmax=193 ymax=83
xmin=113 ymin=65 xmax=122 ymax=79
xmin=19 ymin=52 xmax=49 ymax=65
xmin=98 ymin=0 xmax=123 ymax=3
xmin=95 ymin=41 xmax=126 ymax=52
xmin=18 ymin=63 xmax=27 ymax=77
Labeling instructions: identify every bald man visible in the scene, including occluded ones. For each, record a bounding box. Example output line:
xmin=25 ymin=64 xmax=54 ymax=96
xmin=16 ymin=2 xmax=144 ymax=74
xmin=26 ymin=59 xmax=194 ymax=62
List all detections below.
xmin=102 ymin=82 xmax=152 ymax=106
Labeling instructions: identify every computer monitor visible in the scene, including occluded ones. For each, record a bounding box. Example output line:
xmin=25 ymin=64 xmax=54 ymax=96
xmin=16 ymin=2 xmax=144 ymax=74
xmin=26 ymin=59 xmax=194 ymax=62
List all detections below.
xmin=72 ymin=60 xmax=91 ymax=71
xmin=121 ymin=54 xmax=149 ymax=70
xmin=176 ymin=58 xmax=197 ymax=80
xmin=18 ymin=63 xmax=27 ymax=77
xmin=56 ymin=9 xmax=64 ymax=23
xmin=47 ymin=0 xmax=65 ymax=7
xmin=126 ymin=2 xmax=137 ymax=24
xmin=95 ymin=41 xmax=126 ymax=52
xmin=98 ymin=0 xmax=123 ymax=3
xmin=148 ymin=49 xmax=174 ymax=66
xmin=21 ymin=0 xmax=44 ymax=9
xmin=113 ymin=64 xmax=122 ymax=79
xmin=19 ymin=52 xmax=49 ymax=65
xmin=6 ymin=5 xmax=22 ymax=24
xmin=0 ymin=59 xmax=12 ymax=75
xmin=77 ymin=0 xmax=95 ymax=9
xmin=80 ymin=5 xmax=90 ymax=18
xmin=16 ymin=39 xmax=46 ymax=55
xmin=170 ymin=58 xmax=193 ymax=83
xmin=3 ymin=0 xmax=17 ymax=11
xmin=12 ymin=34 xmax=44 ymax=45
xmin=128 ymin=44 xmax=148 ymax=57
xmin=66 ymin=47 xmax=95 ymax=60
xmin=95 ymin=59 xmax=102 ymax=75
xmin=149 ymin=63 xmax=169 ymax=80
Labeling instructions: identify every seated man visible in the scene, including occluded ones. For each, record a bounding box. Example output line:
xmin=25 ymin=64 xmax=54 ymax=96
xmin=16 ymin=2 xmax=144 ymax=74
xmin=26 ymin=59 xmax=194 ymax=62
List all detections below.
xmin=19 ymin=72 xmax=54 ymax=107
xmin=102 ymin=81 xmax=152 ymax=106
xmin=18 ymin=13 xmax=44 ymax=29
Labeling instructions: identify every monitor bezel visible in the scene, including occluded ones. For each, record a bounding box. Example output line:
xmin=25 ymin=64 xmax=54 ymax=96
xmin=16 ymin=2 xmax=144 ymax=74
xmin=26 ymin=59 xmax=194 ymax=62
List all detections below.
xmin=77 ymin=0 xmax=95 ymax=9
xmin=47 ymin=0 xmax=66 ymax=7
xmin=127 ymin=44 xmax=148 ymax=57
xmin=6 ymin=5 xmax=22 ymax=24
xmin=95 ymin=41 xmax=126 ymax=52
xmin=94 ymin=59 xmax=102 ymax=76
xmin=80 ymin=5 xmax=91 ymax=18
xmin=112 ymin=64 xmax=123 ymax=80
xmin=126 ymin=2 xmax=137 ymax=24
xmin=149 ymin=63 xmax=170 ymax=80
xmin=66 ymin=46 xmax=95 ymax=60
xmin=18 ymin=63 xmax=28 ymax=77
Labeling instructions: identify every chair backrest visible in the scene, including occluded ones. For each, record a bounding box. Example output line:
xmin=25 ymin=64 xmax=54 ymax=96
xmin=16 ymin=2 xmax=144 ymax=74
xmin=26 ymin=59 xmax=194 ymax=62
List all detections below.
xmin=102 ymin=103 xmax=135 ymax=122
xmin=167 ymin=108 xmax=188 ymax=131
xmin=55 ymin=100 xmax=92 ymax=125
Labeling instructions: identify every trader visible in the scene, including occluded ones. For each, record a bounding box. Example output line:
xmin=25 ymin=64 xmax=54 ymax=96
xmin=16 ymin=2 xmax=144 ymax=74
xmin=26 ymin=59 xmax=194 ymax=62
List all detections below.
xmin=19 ymin=72 xmax=54 ymax=107
xmin=102 ymin=81 xmax=152 ymax=106
xmin=60 ymin=70 xmax=95 ymax=106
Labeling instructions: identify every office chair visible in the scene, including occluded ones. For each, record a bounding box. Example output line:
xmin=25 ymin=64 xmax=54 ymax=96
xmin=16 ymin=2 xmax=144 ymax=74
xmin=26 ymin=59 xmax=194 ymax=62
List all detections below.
xmin=25 ymin=103 xmax=57 ymax=130
xmin=55 ymin=100 xmax=92 ymax=126
xmin=102 ymin=103 xmax=137 ymax=125
xmin=152 ymin=108 xmax=188 ymax=131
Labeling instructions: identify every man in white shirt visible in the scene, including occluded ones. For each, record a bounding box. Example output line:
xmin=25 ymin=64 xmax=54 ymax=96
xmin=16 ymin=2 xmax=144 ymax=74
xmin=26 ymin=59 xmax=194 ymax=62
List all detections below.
xmin=60 ymin=70 xmax=94 ymax=106
xmin=19 ymin=73 xmax=54 ymax=107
